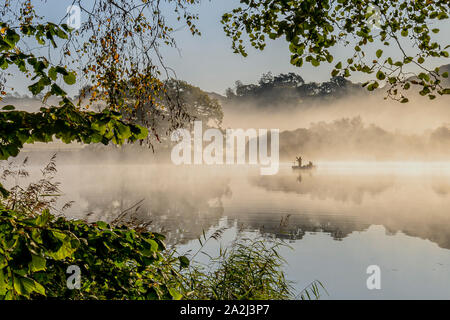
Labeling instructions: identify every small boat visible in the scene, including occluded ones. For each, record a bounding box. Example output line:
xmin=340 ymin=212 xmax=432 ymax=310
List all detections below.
xmin=292 ymin=163 xmax=316 ymax=170
xmin=292 ymin=156 xmax=316 ymax=170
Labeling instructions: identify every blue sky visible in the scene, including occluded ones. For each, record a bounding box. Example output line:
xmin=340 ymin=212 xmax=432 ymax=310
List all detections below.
xmin=158 ymin=0 xmax=331 ymax=94
xmin=5 ymin=0 xmax=450 ymax=96
xmin=162 ymin=0 xmax=448 ymax=95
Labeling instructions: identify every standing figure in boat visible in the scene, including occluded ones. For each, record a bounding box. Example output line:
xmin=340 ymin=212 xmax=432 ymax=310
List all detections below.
xmin=292 ymin=156 xmax=316 ymax=170
xmin=295 ymin=156 xmax=302 ymax=168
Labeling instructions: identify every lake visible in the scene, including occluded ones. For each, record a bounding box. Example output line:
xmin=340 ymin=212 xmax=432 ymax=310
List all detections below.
xmin=21 ymin=160 xmax=450 ymax=299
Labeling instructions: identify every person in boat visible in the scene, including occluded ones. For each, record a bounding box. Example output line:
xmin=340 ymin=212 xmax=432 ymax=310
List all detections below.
xmin=295 ymin=156 xmax=302 ymax=167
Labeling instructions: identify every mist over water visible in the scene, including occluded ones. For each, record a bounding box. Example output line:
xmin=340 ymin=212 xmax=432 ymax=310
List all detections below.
xmin=4 ymin=79 xmax=450 ymax=299
xmin=5 ymin=157 xmax=450 ymax=299
xmin=223 ymin=91 xmax=450 ymax=134
xmin=223 ymin=93 xmax=450 ymax=161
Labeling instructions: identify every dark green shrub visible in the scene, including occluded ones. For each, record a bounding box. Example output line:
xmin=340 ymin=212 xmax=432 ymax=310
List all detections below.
xmin=0 ymin=207 xmax=185 ymax=299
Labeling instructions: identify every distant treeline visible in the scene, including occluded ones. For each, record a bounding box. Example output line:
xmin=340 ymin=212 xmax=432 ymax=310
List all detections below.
xmin=278 ymin=117 xmax=450 ymax=161
xmin=224 ymin=72 xmax=367 ymax=108
xmin=223 ymin=64 xmax=450 ymax=109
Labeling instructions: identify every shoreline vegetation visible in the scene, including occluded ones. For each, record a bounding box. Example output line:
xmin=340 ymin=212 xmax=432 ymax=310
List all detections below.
xmin=0 ymin=156 xmax=324 ymax=300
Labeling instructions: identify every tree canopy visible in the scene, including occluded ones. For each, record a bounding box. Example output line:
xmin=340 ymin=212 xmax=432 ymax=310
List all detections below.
xmin=0 ymin=0 xmax=202 ymax=194
xmin=221 ymin=0 xmax=450 ymax=102
xmin=0 ymin=0 xmax=202 ymax=155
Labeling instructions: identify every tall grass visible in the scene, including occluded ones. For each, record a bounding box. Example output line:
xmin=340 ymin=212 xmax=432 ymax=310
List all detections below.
xmin=178 ymin=230 xmax=326 ymax=300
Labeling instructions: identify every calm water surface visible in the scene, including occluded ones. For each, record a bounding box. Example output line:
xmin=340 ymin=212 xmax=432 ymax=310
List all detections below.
xmin=31 ymin=161 xmax=450 ymax=299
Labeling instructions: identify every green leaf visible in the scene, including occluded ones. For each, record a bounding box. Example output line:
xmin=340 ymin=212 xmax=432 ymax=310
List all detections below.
xmin=47 ymin=231 xmax=76 ymax=260
xmin=29 ymin=255 xmax=46 ymax=272
xmin=134 ymin=126 xmax=148 ymax=140
xmin=35 ymin=209 xmax=52 ymax=227
xmin=418 ymin=72 xmax=430 ymax=82
xmin=50 ymin=83 xmax=66 ymax=96
xmin=326 ymin=54 xmax=333 ymax=63
xmin=56 ymin=28 xmax=68 ymax=40
xmin=1 ymin=105 xmax=15 ymax=111
xmin=0 ymin=254 xmax=7 ymax=269
xmin=376 ymin=71 xmax=385 ymax=80
xmin=4 ymin=31 xmax=20 ymax=47
xmin=13 ymin=276 xmax=45 ymax=297
xmin=55 ymin=66 xmax=68 ymax=76
xmin=178 ymin=256 xmax=190 ymax=269
xmin=0 ymin=57 xmax=8 ymax=69
xmin=376 ymin=49 xmax=383 ymax=59
xmin=147 ymin=239 xmax=159 ymax=252
xmin=168 ymin=287 xmax=183 ymax=300
xmin=367 ymin=81 xmax=379 ymax=91
xmin=48 ymin=67 xmax=57 ymax=81
xmin=33 ymin=281 xmax=45 ymax=296
xmin=63 ymin=72 xmax=76 ymax=85
xmin=96 ymin=221 xmax=109 ymax=230
xmin=311 ymin=58 xmax=320 ymax=67
xmin=0 ymin=269 xmax=7 ymax=295
xmin=13 ymin=276 xmax=32 ymax=297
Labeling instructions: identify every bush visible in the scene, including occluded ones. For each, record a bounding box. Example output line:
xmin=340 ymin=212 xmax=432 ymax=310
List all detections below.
xmin=0 ymin=207 xmax=186 ymax=299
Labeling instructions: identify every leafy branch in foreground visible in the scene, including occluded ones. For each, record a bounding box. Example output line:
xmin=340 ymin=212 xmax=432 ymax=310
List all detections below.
xmin=0 ymin=207 xmax=183 ymax=300
xmin=1 ymin=0 xmax=203 ymax=147
xmin=222 ymin=0 xmax=449 ymax=102
xmin=0 ymin=104 xmax=147 ymax=160
xmin=0 ymin=20 xmax=148 ymax=159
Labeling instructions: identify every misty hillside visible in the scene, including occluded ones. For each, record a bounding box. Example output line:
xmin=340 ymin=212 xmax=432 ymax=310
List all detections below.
xmin=277 ymin=117 xmax=450 ymax=162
